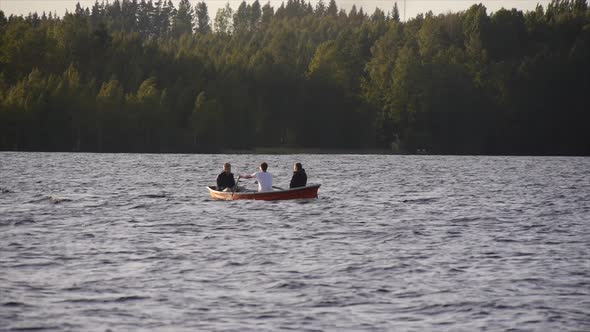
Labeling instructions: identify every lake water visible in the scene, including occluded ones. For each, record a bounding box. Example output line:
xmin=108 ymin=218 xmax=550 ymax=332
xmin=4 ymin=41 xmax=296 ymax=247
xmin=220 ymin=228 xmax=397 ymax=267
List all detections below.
xmin=1 ymin=152 xmax=589 ymax=331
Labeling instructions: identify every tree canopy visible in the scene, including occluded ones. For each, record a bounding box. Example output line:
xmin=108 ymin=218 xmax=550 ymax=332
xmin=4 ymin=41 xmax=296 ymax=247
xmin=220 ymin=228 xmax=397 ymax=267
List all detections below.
xmin=0 ymin=0 xmax=588 ymax=155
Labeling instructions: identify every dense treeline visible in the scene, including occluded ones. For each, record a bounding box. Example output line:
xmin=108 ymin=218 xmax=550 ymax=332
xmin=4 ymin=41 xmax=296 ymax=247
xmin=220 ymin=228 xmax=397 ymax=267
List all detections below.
xmin=0 ymin=0 xmax=588 ymax=154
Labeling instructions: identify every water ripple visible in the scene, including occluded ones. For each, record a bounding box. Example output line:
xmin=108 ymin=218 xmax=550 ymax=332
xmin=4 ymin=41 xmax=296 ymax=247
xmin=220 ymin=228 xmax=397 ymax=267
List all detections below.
xmin=0 ymin=153 xmax=589 ymax=331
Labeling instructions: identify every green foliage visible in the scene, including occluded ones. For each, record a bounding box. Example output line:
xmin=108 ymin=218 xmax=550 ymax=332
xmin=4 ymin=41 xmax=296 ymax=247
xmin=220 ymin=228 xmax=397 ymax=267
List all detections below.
xmin=213 ymin=4 xmax=233 ymax=34
xmin=392 ymin=2 xmax=401 ymax=22
xmin=195 ymin=1 xmax=211 ymax=34
xmin=0 ymin=1 xmax=588 ymax=154
xmin=172 ymin=0 xmax=194 ymax=36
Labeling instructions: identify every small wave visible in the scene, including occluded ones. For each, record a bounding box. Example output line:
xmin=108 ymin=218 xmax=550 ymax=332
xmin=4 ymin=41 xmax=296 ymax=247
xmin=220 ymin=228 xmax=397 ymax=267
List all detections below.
xmin=255 ymin=313 xmax=279 ymax=319
xmin=1 ymin=218 xmax=36 ymax=227
xmin=86 ymin=201 xmax=109 ymax=208
xmin=451 ymin=216 xmax=481 ymax=223
xmin=114 ymin=295 xmax=149 ymax=302
xmin=63 ymin=295 xmax=149 ymax=304
xmin=494 ymin=237 xmax=519 ymax=243
xmin=140 ymin=193 xmax=167 ymax=198
xmin=269 ymin=281 xmax=307 ymax=290
xmin=446 ymin=230 xmax=463 ymax=236
xmin=26 ymin=197 xmax=47 ymax=204
xmin=10 ymin=325 xmax=62 ymax=331
xmin=313 ymin=300 xmax=342 ymax=308
xmin=402 ymin=197 xmax=439 ymax=204
xmin=394 ymin=291 xmax=422 ymax=299
xmin=223 ymin=261 xmax=246 ymax=267
xmin=14 ymin=218 xmax=36 ymax=226
xmin=481 ymin=251 xmax=502 ymax=258
xmin=47 ymin=196 xmax=73 ymax=204
xmin=10 ymin=261 xmax=59 ymax=268
xmin=0 ymin=187 xmax=14 ymax=194
xmin=2 ymin=301 xmax=32 ymax=308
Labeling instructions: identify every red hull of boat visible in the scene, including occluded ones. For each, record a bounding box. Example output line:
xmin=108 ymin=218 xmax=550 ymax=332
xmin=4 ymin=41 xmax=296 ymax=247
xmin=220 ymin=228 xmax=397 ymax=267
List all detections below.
xmin=208 ymin=184 xmax=320 ymax=201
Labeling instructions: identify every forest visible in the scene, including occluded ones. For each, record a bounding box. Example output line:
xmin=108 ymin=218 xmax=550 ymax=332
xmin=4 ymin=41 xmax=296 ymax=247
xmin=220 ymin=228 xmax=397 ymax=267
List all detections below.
xmin=0 ymin=0 xmax=588 ymax=155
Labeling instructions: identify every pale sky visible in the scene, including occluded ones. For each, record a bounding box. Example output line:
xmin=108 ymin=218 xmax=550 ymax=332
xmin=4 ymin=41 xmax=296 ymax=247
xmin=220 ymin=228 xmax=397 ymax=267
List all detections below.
xmin=1 ymin=0 xmax=552 ymax=21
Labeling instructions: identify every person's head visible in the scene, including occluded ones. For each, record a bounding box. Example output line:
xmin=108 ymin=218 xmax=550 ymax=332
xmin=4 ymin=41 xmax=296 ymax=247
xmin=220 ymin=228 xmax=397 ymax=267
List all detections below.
xmin=294 ymin=162 xmax=303 ymax=172
xmin=223 ymin=162 xmax=231 ymax=173
xmin=259 ymin=162 xmax=268 ymax=172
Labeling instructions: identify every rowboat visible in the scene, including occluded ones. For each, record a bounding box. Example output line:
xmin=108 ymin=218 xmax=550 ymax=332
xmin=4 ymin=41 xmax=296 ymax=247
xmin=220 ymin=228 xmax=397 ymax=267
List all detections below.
xmin=207 ymin=184 xmax=321 ymax=201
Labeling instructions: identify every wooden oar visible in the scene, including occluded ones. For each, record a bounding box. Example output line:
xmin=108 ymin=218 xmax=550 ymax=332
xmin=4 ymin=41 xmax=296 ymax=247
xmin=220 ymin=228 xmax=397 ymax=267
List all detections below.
xmin=232 ymin=176 xmax=240 ymax=197
xmin=272 ymin=185 xmax=285 ymax=191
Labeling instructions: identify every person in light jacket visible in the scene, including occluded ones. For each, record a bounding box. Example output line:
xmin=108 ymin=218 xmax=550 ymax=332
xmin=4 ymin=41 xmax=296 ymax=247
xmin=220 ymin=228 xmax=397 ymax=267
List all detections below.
xmin=240 ymin=162 xmax=273 ymax=192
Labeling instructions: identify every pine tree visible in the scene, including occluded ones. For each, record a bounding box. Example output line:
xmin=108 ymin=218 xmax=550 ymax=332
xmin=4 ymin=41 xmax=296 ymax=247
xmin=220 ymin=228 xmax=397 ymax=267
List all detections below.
xmin=392 ymin=2 xmax=400 ymax=22
xmin=172 ymin=0 xmax=194 ymax=36
xmin=326 ymin=0 xmax=338 ymax=17
xmin=195 ymin=1 xmax=211 ymax=34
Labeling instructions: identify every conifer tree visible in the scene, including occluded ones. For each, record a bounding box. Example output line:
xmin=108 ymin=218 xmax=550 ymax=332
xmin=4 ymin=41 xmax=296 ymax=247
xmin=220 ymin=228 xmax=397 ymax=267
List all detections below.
xmin=195 ymin=1 xmax=211 ymax=34
xmin=392 ymin=2 xmax=401 ymax=22
xmin=172 ymin=0 xmax=194 ymax=36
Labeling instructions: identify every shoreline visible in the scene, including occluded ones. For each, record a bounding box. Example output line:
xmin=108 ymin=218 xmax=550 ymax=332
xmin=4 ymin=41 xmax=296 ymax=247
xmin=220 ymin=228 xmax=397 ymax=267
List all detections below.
xmin=1 ymin=149 xmax=588 ymax=157
xmin=220 ymin=147 xmax=399 ymax=155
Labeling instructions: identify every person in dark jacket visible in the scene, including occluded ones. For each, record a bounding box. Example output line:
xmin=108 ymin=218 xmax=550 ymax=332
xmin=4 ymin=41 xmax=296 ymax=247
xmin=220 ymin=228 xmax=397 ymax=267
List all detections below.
xmin=289 ymin=162 xmax=307 ymax=189
xmin=216 ymin=162 xmax=236 ymax=191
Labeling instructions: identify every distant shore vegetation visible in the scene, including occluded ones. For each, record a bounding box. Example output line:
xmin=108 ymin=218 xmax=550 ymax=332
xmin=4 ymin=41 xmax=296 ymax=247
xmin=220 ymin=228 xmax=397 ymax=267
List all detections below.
xmin=0 ymin=0 xmax=589 ymax=155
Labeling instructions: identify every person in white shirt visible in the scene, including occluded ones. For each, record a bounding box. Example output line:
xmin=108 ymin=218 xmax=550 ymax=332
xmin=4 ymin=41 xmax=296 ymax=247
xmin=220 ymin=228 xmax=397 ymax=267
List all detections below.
xmin=239 ymin=162 xmax=273 ymax=192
